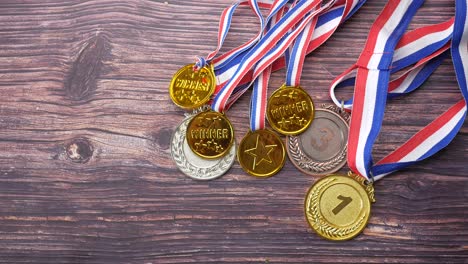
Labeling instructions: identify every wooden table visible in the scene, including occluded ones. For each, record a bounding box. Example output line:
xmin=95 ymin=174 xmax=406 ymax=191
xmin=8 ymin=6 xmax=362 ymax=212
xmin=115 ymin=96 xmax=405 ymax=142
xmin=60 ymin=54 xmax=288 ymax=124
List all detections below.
xmin=0 ymin=1 xmax=466 ymax=263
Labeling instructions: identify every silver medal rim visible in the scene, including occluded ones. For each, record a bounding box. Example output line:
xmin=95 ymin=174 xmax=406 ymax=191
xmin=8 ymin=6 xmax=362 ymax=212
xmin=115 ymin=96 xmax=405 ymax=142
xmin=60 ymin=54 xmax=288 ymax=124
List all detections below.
xmin=171 ymin=116 xmax=236 ymax=181
xmin=287 ymin=107 xmax=349 ymax=176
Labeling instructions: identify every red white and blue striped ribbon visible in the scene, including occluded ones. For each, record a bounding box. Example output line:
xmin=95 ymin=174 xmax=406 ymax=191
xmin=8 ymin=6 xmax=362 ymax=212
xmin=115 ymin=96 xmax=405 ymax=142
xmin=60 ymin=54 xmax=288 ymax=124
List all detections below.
xmin=372 ymin=0 xmax=468 ymax=180
xmin=212 ymin=0 xmax=335 ymax=113
xmin=216 ymin=0 xmax=366 ymax=88
xmin=238 ymin=1 xmax=339 ymax=129
xmin=240 ymin=0 xmax=365 ymax=131
xmin=249 ymin=5 xmax=286 ymax=131
xmin=195 ymin=0 xmax=290 ymax=70
xmin=221 ymin=0 xmax=366 ymax=109
xmin=215 ymin=0 xmax=367 ymax=118
xmin=285 ymin=8 xmax=319 ymax=87
xmin=345 ymin=0 xmax=468 ymax=181
xmin=329 ymin=18 xmax=454 ymax=110
xmin=451 ymin=0 xmax=468 ymax=104
xmin=250 ymin=63 xmax=274 ymax=131
xmin=249 ymin=2 xmax=320 ymax=131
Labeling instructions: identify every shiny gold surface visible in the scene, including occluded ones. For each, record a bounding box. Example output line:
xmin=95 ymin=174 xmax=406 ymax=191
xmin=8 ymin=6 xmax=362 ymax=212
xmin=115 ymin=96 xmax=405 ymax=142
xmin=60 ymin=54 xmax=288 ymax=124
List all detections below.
xmin=169 ymin=64 xmax=215 ymax=109
xmin=186 ymin=111 xmax=234 ymax=159
xmin=304 ymin=173 xmax=374 ymax=241
xmin=237 ymin=129 xmax=285 ymax=178
xmin=267 ymin=85 xmax=314 ymax=135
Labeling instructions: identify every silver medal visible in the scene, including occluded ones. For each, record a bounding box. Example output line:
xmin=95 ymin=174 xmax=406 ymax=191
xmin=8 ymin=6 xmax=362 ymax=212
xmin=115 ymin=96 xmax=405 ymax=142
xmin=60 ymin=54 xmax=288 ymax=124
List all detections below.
xmin=171 ymin=108 xmax=236 ymax=180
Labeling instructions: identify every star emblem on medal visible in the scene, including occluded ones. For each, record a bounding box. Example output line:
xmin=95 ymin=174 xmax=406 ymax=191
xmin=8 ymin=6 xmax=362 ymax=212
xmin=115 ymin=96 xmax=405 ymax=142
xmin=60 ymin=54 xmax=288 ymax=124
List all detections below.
xmin=290 ymin=114 xmax=306 ymax=126
xmin=287 ymin=90 xmax=298 ymax=100
xmin=277 ymin=117 xmax=290 ymax=129
xmin=244 ymin=134 xmax=277 ymax=170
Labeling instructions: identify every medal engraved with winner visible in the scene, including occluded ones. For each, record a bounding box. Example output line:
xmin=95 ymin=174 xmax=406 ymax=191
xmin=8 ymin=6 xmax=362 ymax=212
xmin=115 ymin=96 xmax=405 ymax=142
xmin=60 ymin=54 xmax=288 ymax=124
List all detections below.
xmin=278 ymin=1 xmax=358 ymax=176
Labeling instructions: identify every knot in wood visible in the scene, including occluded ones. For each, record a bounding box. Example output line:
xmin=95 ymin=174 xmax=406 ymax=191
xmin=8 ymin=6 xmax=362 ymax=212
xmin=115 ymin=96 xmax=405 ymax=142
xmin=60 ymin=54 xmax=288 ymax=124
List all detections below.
xmin=66 ymin=138 xmax=93 ymax=163
xmin=156 ymin=127 xmax=173 ymax=150
xmin=65 ymin=34 xmax=111 ymax=101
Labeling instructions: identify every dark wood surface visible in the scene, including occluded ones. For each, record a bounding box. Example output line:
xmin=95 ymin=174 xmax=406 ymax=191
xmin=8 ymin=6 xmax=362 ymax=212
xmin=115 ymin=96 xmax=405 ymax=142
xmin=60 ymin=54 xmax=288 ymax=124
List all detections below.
xmin=0 ymin=1 xmax=466 ymax=263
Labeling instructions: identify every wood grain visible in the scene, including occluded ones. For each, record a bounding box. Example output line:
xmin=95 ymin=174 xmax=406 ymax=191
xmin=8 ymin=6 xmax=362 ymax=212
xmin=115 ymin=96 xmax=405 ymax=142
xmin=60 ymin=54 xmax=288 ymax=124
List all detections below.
xmin=0 ymin=0 xmax=466 ymax=263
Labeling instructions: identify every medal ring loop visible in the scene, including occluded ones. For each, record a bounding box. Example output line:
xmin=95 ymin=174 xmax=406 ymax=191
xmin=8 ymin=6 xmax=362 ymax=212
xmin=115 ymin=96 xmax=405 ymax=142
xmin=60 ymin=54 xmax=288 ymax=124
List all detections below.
xmin=367 ymin=170 xmax=375 ymax=185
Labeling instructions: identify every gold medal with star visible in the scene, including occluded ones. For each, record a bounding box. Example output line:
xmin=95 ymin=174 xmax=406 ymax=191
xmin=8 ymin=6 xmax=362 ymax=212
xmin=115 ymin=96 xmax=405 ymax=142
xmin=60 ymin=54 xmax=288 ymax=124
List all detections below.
xmin=237 ymin=129 xmax=285 ymax=177
xmin=267 ymin=84 xmax=315 ymax=135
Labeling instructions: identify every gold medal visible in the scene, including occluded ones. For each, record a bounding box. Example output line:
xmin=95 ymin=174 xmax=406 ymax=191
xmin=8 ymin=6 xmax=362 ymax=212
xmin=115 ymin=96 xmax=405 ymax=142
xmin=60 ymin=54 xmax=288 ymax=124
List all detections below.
xmin=267 ymin=84 xmax=315 ymax=135
xmin=304 ymin=172 xmax=376 ymax=241
xmin=169 ymin=64 xmax=216 ymax=109
xmin=237 ymin=129 xmax=285 ymax=177
xmin=186 ymin=111 xmax=234 ymax=159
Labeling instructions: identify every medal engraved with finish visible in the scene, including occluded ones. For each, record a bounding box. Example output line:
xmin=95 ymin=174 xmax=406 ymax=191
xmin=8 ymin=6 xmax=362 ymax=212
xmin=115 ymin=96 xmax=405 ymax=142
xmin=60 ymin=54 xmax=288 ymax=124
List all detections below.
xmin=304 ymin=172 xmax=376 ymax=241
xmin=287 ymin=105 xmax=349 ymax=176
xmin=186 ymin=110 xmax=234 ymax=159
xmin=169 ymin=64 xmax=216 ymax=110
xmin=171 ymin=107 xmax=236 ymax=180
xmin=267 ymin=84 xmax=315 ymax=135
xmin=238 ymin=129 xmax=286 ymax=177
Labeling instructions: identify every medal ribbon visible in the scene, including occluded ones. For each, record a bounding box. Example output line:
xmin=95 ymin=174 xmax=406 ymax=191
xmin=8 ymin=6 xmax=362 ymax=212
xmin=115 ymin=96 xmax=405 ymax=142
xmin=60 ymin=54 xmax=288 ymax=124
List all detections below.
xmin=249 ymin=5 xmax=286 ymax=131
xmin=212 ymin=0 xmax=336 ymax=113
xmin=250 ymin=3 xmax=321 ymax=131
xmin=221 ymin=0 xmax=366 ymax=108
xmin=345 ymin=0 xmax=468 ymax=180
xmin=248 ymin=1 xmax=331 ymax=131
xmin=329 ymin=18 xmax=454 ymax=110
xmin=216 ymin=1 xmax=287 ymax=124
xmin=215 ymin=0 xmax=367 ymax=91
xmin=372 ymin=0 xmax=468 ymax=180
xmin=195 ymin=0 xmax=290 ymax=70
xmin=285 ymin=6 xmax=319 ymax=87
xmin=247 ymin=0 xmax=364 ymax=131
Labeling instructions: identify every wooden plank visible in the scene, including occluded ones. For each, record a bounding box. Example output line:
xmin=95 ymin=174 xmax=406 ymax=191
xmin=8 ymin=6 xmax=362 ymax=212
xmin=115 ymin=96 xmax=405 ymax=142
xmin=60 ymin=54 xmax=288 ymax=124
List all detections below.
xmin=0 ymin=0 xmax=466 ymax=263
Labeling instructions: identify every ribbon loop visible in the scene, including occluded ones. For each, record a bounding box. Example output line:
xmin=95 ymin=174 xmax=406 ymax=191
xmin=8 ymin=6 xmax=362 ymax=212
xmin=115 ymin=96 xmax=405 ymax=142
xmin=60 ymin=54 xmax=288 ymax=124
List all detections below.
xmin=347 ymin=0 xmax=425 ymax=180
xmin=193 ymin=0 xmax=269 ymax=71
xmin=195 ymin=56 xmax=208 ymax=70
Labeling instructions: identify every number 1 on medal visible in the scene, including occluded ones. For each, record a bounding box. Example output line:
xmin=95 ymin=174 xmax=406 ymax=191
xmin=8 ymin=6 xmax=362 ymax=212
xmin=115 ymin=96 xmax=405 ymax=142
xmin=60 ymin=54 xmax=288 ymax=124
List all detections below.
xmin=332 ymin=195 xmax=352 ymax=215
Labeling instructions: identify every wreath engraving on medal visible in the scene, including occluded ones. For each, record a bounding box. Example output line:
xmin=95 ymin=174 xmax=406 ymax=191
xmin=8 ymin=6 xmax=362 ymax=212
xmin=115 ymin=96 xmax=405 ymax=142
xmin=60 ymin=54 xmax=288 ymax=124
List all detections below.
xmin=305 ymin=173 xmax=375 ymax=241
xmin=287 ymin=105 xmax=350 ymax=176
xmin=171 ymin=107 xmax=236 ymax=180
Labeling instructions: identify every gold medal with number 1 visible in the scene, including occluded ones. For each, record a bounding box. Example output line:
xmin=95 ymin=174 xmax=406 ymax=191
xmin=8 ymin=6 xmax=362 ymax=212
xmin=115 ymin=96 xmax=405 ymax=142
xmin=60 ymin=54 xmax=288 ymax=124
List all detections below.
xmin=305 ymin=172 xmax=375 ymax=240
